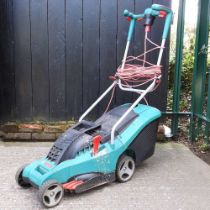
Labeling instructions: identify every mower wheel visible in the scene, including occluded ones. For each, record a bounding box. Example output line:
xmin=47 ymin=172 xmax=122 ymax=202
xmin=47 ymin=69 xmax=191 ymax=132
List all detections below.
xmin=15 ymin=164 xmax=31 ymax=188
xmin=116 ymin=155 xmax=135 ymax=183
xmin=39 ymin=180 xmax=64 ymax=208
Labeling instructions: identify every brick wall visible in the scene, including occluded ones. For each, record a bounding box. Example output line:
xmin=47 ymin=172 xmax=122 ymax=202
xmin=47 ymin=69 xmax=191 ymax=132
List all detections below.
xmin=0 ymin=121 xmax=75 ymax=141
xmin=0 ymin=121 xmax=165 ymax=142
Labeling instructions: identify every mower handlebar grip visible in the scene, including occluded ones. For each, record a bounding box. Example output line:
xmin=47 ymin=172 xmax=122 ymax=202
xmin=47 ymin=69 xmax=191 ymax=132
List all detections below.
xmin=151 ymin=4 xmax=173 ymax=39
xmin=123 ymin=10 xmax=144 ymax=41
xmin=151 ymin=4 xmax=171 ymax=14
xmin=124 ymin=9 xmax=144 ymax=20
xmin=124 ymin=9 xmax=133 ymax=18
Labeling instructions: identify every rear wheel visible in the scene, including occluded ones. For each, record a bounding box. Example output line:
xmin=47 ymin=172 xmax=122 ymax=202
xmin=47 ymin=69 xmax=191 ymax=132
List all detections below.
xmin=15 ymin=164 xmax=31 ymax=188
xmin=39 ymin=180 xmax=64 ymax=208
xmin=116 ymin=155 xmax=135 ymax=183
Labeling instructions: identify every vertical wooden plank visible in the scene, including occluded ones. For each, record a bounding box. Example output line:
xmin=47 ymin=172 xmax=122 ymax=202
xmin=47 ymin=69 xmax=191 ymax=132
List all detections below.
xmin=30 ymin=0 xmax=49 ymax=120
xmin=99 ymin=0 xmax=117 ymax=113
xmin=116 ymin=0 xmax=135 ymax=105
xmin=83 ymin=0 xmax=100 ymax=118
xmin=48 ymin=0 xmax=66 ymax=120
xmin=13 ymin=0 xmax=32 ymax=120
xmin=0 ymin=0 xmax=5 ymax=120
xmin=134 ymin=0 xmax=152 ymax=56
xmin=66 ymin=0 xmax=83 ymax=119
xmin=133 ymin=0 xmax=152 ymax=103
xmin=0 ymin=0 xmax=15 ymax=121
xmin=149 ymin=0 xmax=171 ymax=111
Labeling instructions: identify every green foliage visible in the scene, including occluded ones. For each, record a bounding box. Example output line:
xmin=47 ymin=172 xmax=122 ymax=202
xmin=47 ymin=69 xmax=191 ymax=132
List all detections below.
xmin=167 ymin=34 xmax=195 ymax=111
xmin=198 ymin=143 xmax=210 ymax=152
xmin=181 ymin=38 xmax=195 ymax=92
xmin=169 ymin=35 xmax=195 ymax=92
xmin=167 ymin=89 xmax=173 ymax=111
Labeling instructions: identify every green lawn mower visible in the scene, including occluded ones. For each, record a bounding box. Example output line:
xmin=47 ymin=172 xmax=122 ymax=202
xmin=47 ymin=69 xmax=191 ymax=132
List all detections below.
xmin=15 ymin=4 xmax=172 ymax=208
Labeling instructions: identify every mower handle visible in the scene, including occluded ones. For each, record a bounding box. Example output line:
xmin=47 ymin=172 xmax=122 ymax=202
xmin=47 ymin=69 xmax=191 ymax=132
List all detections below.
xmin=151 ymin=4 xmax=173 ymax=39
xmin=151 ymin=4 xmax=171 ymax=14
xmin=124 ymin=10 xmax=144 ymax=41
xmin=124 ymin=10 xmax=144 ymax=20
xmin=124 ymin=4 xmax=173 ymax=41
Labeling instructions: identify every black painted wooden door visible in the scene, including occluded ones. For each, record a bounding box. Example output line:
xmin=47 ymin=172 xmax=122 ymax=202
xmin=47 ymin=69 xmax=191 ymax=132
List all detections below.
xmin=0 ymin=0 xmax=170 ymax=121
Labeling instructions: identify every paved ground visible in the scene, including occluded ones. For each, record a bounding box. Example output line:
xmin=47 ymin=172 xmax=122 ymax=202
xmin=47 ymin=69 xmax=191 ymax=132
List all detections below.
xmin=0 ymin=141 xmax=210 ymax=210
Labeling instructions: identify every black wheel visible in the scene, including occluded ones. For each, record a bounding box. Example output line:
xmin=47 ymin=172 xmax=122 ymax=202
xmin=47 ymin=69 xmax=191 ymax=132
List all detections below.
xmin=39 ymin=180 xmax=64 ymax=208
xmin=15 ymin=164 xmax=31 ymax=188
xmin=116 ymin=155 xmax=135 ymax=183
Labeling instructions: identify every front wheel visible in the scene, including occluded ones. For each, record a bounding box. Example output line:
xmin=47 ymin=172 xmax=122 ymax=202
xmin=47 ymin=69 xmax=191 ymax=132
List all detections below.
xmin=116 ymin=155 xmax=135 ymax=183
xmin=38 ymin=180 xmax=64 ymax=208
xmin=15 ymin=164 xmax=31 ymax=188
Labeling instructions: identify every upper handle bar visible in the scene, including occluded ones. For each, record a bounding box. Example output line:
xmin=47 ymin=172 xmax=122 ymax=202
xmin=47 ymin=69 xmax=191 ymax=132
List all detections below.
xmin=152 ymin=4 xmax=173 ymax=39
xmin=152 ymin=4 xmax=171 ymax=15
xmin=124 ymin=4 xmax=173 ymax=40
xmin=124 ymin=10 xmax=144 ymax=20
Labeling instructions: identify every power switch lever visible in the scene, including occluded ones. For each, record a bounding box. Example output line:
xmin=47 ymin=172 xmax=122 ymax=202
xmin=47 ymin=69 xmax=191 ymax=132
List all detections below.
xmin=93 ymin=135 xmax=102 ymax=155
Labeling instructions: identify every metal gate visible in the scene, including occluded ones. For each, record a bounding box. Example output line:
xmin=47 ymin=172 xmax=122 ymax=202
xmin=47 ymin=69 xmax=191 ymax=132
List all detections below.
xmin=170 ymin=0 xmax=210 ymax=143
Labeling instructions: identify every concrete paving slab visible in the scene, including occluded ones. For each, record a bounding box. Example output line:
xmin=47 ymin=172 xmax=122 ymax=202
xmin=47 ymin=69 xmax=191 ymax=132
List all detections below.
xmin=0 ymin=142 xmax=210 ymax=210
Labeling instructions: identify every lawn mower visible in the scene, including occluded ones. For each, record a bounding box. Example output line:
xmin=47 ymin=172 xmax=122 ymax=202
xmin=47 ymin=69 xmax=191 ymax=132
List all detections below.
xmin=15 ymin=4 xmax=172 ymax=208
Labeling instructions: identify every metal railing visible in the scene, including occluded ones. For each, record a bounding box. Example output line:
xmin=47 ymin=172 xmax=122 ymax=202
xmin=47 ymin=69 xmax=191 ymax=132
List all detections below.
xmin=169 ymin=0 xmax=210 ymax=143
